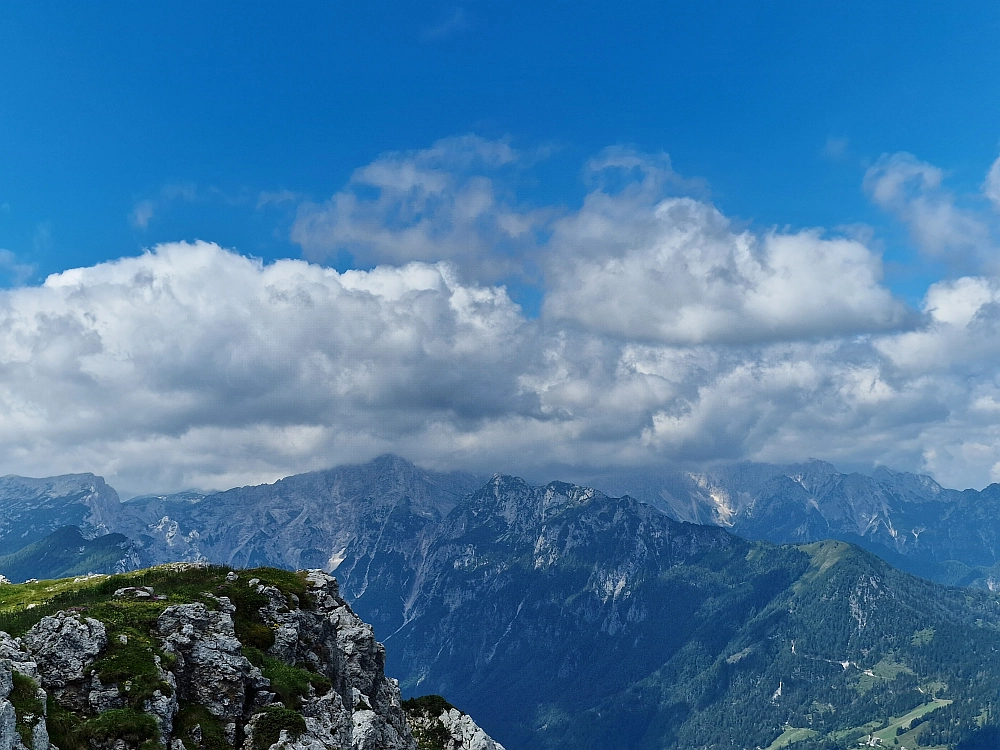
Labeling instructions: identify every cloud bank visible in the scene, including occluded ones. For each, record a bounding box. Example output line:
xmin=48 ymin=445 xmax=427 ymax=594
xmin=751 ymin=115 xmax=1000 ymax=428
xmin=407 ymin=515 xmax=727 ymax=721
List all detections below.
xmin=5 ymin=139 xmax=1000 ymax=494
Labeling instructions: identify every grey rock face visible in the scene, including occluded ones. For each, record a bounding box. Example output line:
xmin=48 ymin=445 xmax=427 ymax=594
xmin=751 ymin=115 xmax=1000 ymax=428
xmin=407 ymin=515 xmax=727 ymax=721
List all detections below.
xmin=0 ymin=661 xmax=29 ymax=750
xmin=143 ymin=574 xmax=423 ymax=750
xmin=0 ymin=658 xmax=46 ymax=750
xmin=87 ymin=675 xmax=124 ymax=713
xmin=299 ymin=692 xmax=352 ymax=750
xmin=143 ymin=663 xmax=178 ymax=741
xmin=409 ymin=708 xmax=506 ymax=750
xmin=117 ymin=455 xmax=483 ymax=572
xmin=257 ymin=570 xmax=415 ymax=750
xmin=439 ymin=708 xmax=506 ymax=750
xmin=23 ymin=613 xmax=106 ymax=689
xmin=0 ymin=696 xmax=17 ymax=750
xmin=0 ymin=634 xmax=38 ymax=681
xmin=28 ymin=720 xmax=46 ymax=750
xmin=155 ymin=602 xmax=252 ymax=722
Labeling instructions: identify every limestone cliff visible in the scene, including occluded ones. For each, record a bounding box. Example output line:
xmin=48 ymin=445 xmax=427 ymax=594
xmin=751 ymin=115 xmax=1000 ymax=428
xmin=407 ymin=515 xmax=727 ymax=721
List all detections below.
xmin=0 ymin=565 xmax=500 ymax=750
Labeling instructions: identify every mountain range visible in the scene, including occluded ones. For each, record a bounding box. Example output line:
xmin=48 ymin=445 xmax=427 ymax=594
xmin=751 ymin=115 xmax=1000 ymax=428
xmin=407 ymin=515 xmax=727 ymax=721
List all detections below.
xmin=580 ymin=460 xmax=1000 ymax=588
xmin=5 ymin=456 xmax=1000 ymax=748
xmin=6 ymin=456 xmax=1000 ymax=589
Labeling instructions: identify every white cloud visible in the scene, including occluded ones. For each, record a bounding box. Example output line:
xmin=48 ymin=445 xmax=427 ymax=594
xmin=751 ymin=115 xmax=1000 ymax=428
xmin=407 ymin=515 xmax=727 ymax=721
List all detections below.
xmin=984 ymin=154 xmax=1000 ymax=211
xmin=12 ymin=142 xmax=1000 ymax=494
xmin=0 ymin=242 xmax=534 ymax=494
xmin=0 ymin=237 xmax=979 ymax=495
xmin=130 ymin=183 xmax=199 ymax=230
xmin=863 ymin=152 xmax=997 ymax=262
xmin=291 ymin=135 xmax=546 ymax=281
xmin=131 ymin=200 xmax=155 ymax=229
xmin=543 ymin=154 xmax=908 ymax=344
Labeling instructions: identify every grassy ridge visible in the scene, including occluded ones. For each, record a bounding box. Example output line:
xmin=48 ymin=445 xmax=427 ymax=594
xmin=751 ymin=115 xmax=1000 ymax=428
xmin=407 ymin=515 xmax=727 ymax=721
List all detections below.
xmin=0 ymin=565 xmax=316 ymax=750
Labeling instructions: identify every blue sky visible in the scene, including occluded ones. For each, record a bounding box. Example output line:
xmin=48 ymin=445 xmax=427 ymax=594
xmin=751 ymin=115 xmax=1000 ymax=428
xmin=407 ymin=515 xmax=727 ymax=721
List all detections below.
xmin=3 ymin=3 xmax=1000 ymax=493
xmin=3 ymin=3 xmax=999 ymax=297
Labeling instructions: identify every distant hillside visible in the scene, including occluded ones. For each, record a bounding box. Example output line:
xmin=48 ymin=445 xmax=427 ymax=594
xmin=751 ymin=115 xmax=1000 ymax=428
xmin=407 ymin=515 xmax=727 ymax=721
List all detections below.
xmin=0 ymin=526 xmax=140 ymax=583
xmin=0 ymin=473 xmax=122 ymax=555
xmin=338 ymin=476 xmax=1000 ymax=750
xmin=582 ymin=460 xmax=1000 ymax=588
xmin=113 ymin=454 xmax=484 ymax=570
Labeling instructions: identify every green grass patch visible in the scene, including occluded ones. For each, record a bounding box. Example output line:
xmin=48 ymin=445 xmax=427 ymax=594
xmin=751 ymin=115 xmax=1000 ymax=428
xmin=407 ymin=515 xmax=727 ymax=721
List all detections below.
xmin=792 ymin=541 xmax=852 ymax=594
xmin=243 ymin=646 xmax=330 ymax=709
xmin=251 ymin=706 xmax=306 ymax=750
xmin=873 ymin=656 xmax=914 ymax=680
xmin=44 ymin=694 xmax=88 ymax=750
xmin=9 ymin=673 xmax=44 ymax=746
xmin=84 ymin=708 xmax=159 ymax=747
xmin=853 ymin=656 xmax=915 ymax=695
xmin=870 ymin=698 xmax=952 ymax=744
xmin=764 ymin=725 xmax=818 ymax=750
xmin=0 ymin=563 xmax=313 ymax=647
xmin=92 ymin=627 xmax=173 ymax=707
xmin=402 ymin=695 xmax=456 ymax=717
xmin=0 ymin=565 xmax=235 ymax=636
xmin=174 ymin=703 xmax=230 ymax=750
xmin=47 ymin=701 xmax=164 ymax=750
xmin=912 ymin=627 xmax=936 ymax=646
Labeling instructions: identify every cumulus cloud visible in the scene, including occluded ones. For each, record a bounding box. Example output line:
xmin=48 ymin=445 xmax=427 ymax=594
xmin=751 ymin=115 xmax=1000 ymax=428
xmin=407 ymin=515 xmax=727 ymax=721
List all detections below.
xmin=0 ymin=249 xmax=35 ymax=286
xmin=864 ymin=152 xmax=997 ymax=262
xmin=0 ymin=242 xmax=534 ymax=493
xmin=292 ymin=135 xmax=548 ymax=281
xmin=543 ymin=177 xmax=908 ymax=344
xmin=11 ymin=141 xmax=1000 ymax=493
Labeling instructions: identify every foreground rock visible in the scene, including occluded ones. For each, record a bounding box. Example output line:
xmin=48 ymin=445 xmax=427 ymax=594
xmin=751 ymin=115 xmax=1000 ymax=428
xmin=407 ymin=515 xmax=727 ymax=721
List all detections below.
xmin=404 ymin=696 xmax=505 ymax=750
xmin=0 ymin=565 xmax=501 ymax=750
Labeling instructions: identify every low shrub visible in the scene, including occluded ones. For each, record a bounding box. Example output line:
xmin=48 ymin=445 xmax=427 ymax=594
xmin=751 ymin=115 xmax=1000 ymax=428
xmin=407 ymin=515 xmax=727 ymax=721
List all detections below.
xmin=83 ymin=708 xmax=159 ymax=746
xmin=251 ymin=706 xmax=306 ymax=750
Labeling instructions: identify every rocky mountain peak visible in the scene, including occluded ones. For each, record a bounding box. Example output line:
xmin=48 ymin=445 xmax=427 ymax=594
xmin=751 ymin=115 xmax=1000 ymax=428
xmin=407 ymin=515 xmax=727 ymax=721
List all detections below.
xmin=471 ymin=475 xmax=611 ymax=530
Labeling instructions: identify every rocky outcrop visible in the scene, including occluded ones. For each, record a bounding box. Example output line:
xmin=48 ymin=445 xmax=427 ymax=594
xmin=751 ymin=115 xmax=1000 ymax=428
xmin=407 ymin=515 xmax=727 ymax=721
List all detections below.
xmin=0 ymin=565 xmax=503 ymax=750
xmin=0 ymin=634 xmax=37 ymax=681
xmin=156 ymin=599 xmax=255 ymax=722
xmin=405 ymin=702 xmax=506 ymax=750
xmin=0 ymin=664 xmax=16 ymax=750
xmin=437 ymin=709 xmax=505 ymax=750
xmin=0 ymin=659 xmax=48 ymax=750
xmin=23 ymin=613 xmax=106 ymax=688
xmin=254 ymin=570 xmax=413 ymax=750
xmin=23 ymin=613 xmax=106 ymax=711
